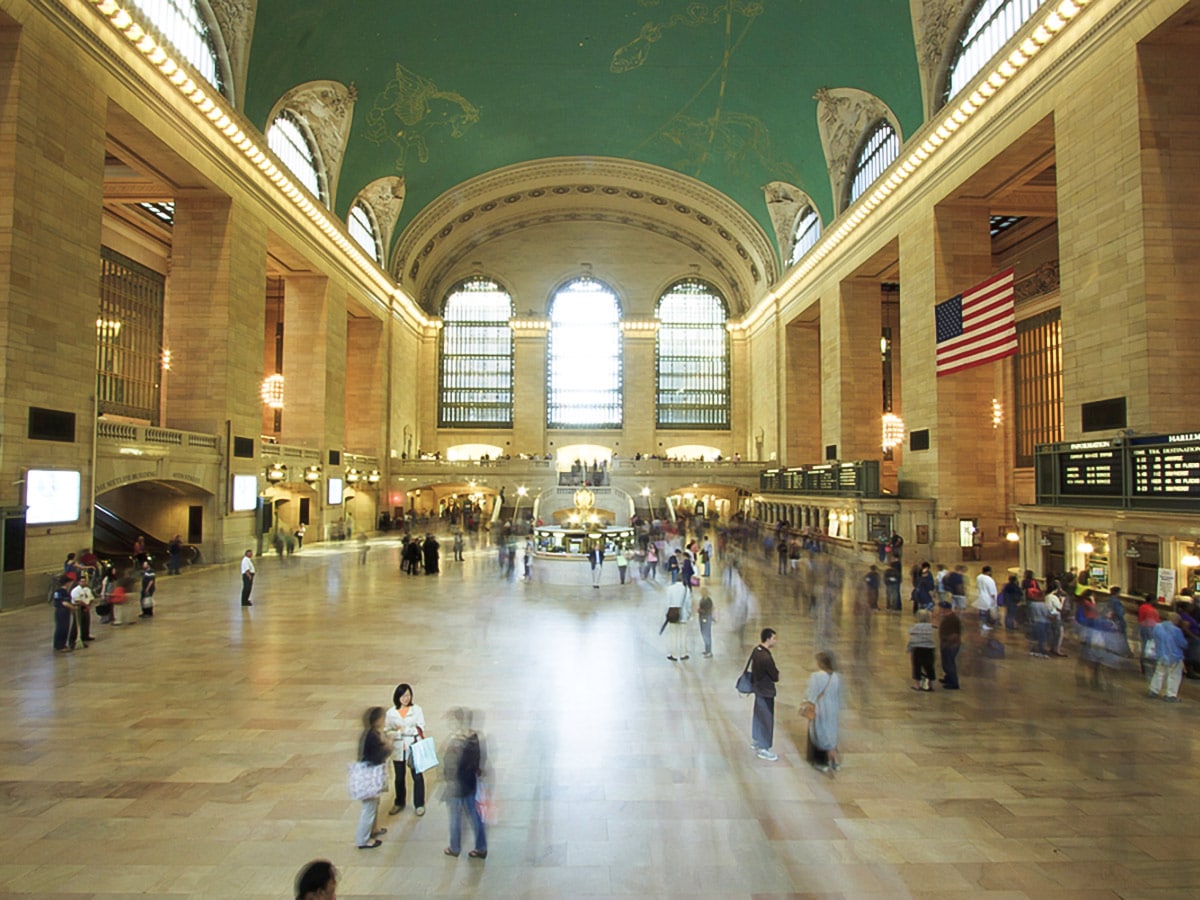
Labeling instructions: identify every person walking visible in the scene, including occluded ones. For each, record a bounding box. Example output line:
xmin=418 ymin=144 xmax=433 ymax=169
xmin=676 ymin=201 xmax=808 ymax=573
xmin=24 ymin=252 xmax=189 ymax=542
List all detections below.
xmin=354 ymin=706 xmax=392 ymax=849
xmin=751 ymin=628 xmax=780 ymax=760
xmin=138 ymin=560 xmax=156 ymax=618
xmin=802 ymin=651 xmax=841 ymax=772
xmin=975 ymin=566 xmax=998 ymax=629
xmin=908 ymin=609 xmax=937 ymax=691
xmin=616 ymin=548 xmax=628 ymax=585
xmin=938 ymin=608 xmax=962 ymax=689
xmin=1138 ymin=593 xmax=1162 ymax=675
xmin=385 ymin=683 xmax=427 ymax=817
xmin=588 ymin=543 xmax=604 ymax=589
xmin=240 ymin=550 xmax=256 ymax=606
xmin=664 ymin=580 xmax=691 ymax=661
xmin=1148 ymin=614 xmax=1189 ymax=702
xmin=697 ymin=588 xmax=716 ymax=658
xmin=443 ymin=708 xmax=487 ymax=859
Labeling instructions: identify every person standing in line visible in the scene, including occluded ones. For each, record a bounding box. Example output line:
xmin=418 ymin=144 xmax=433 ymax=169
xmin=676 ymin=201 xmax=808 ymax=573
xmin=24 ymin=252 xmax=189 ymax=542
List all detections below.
xmin=803 ymin=650 xmax=841 ymax=772
xmin=138 ymin=560 xmax=157 ymax=618
xmin=1148 ymin=614 xmax=1189 ymax=702
xmin=168 ymin=534 xmax=183 ymax=575
xmin=975 ymin=566 xmax=998 ymax=630
xmin=946 ymin=564 xmax=967 ymax=613
xmin=385 ymin=683 xmax=427 ymax=817
xmin=697 ymin=588 xmax=716 ymax=658
xmin=938 ymin=607 xmax=962 ymax=689
xmin=422 ymin=533 xmax=440 ymax=575
xmin=355 ymin=706 xmax=392 ymax=849
xmin=1138 ymin=593 xmax=1162 ymax=675
xmin=240 ymin=550 xmax=256 ymax=607
xmin=453 ymin=531 xmax=464 ymax=562
xmin=908 ymin=609 xmax=937 ymax=691
xmin=294 ymin=859 xmax=338 ymax=900
xmin=751 ymin=628 xmax=780 ymax=760
xmin=443 ymin=708 xmax=487 ymax=859
xmin=588 ymin=543 xmax=604 ymax=589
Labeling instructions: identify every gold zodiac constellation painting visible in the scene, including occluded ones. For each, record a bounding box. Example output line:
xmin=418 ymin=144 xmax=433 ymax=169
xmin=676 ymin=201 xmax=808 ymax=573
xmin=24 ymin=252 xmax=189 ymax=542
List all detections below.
xmin=611 ymin=0 xmax=800 ymax=185
xmin=365 ymin=63 xmax=480 ymax=173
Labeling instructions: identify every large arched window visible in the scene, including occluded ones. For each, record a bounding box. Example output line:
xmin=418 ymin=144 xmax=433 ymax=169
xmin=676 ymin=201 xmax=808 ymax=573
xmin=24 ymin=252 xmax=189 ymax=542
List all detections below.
xmin=439 ymin=278 xmax=514 ymax=427
xmin=788 ymin=205 xmax=822 ymax=265
xmin=846 ymin=120 xmax=900 ymax=208
xmin=134 ymin=0 xmax=225 ymax=95
xmin=944 ymin=0 xmax=1047 ymax=105
xmin=656 ymin=280 xmax=729 ymax=429
xmin=347 ymin=201 xmax=381 ymax=264
xmin=547 ymin=277 xmax=622 ymax=428
xmin=267 ymin=110 xmax=327 ymax=204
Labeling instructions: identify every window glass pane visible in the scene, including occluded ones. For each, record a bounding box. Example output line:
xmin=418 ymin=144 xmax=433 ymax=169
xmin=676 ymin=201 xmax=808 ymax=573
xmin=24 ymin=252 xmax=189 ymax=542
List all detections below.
xmin=656 ymin=280 xmax=729 ymax=428
xmin=848 ymin=121 xmax=899 ymax=206
xmin=547 ymin=278 xmax=622 ymax=428
xmin=1014 ymin=308 xmax=1062 ymax=467
xmin=98 ymin=247 xmax=165 ymax=425
xmin=439 ymin=278 xmax=514 ymax=427
xmin=131 ymin=0 xmax=222 ymax=92
xmin=946 ymin=0 xmax=1047 ymax=102
xmin=348 ymin=203 xmax=379 ymax=262
xmin=788 ymin=206 xmax=822 ymax=265
xmin=267 ymin=112 xmax=323 ymax=202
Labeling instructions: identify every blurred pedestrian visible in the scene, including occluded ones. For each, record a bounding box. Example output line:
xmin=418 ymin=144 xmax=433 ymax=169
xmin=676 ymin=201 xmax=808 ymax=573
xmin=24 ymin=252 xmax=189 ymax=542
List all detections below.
xmin=1149 ymin=615 xmax=1188 ymax=702
xmin=697 ymin=588 xmax=716 ymax=658
xmin=355 ymin=706 xmax=391 ymax=849
xmin=908 ymin=609 xmax=936 ymax=691
xmin=938 ymin=608 xmax=962 ymax=689
xmin=802 ymin=650 xmax=841 ymax=772
xmin=294 ymin=859 xmax=337 ymax=900
xmin=443 ymin=708 xmax=487 ymax=859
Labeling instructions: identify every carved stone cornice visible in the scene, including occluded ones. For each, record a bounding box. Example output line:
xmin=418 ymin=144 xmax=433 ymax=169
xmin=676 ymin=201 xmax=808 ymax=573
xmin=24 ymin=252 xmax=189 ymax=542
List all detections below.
xmin=814 ymin=87 xmax=902 ymax=213
xmin=268 ymin=80 xmax=357 ymax=209
xmin=910 ymin=0 xmax=968 ymax=117
xmin=762 ymin=182 xmax=814 ymax=265
xmin=208 ymin=0 xmax=257 ymax=109
xmin=352 ymin=176 xmax=406 ymax=267
xmin=1014 ymin=260 xmax=1060 ymax=303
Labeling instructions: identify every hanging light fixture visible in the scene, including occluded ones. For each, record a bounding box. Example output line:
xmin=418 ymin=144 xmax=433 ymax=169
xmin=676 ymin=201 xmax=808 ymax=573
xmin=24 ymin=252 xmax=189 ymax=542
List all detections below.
xmin=261 ymin=373 xmax=284 ymax=409
xmin=882 ymin=413 xmax=905 ymax=452
xmin=1182 ymin=545 xmax=1200 ymax=568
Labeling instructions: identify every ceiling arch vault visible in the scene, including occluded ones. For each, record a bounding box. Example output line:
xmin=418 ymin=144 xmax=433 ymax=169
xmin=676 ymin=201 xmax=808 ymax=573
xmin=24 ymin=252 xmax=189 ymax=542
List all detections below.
xmin=395 ymin=157 xmax=778 ymax=317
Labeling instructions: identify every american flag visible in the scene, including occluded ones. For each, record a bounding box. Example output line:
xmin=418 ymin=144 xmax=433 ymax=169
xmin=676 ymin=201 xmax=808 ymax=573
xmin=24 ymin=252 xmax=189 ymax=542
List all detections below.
xmin=934 ymin=268 xmax=1017 ymax=377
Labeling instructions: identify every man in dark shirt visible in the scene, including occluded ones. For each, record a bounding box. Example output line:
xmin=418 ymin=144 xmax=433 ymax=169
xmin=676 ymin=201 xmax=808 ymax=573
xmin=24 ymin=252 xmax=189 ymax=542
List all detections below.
xmin=444 ymin=708 xmax=488 ymax=859
xmin=751 ymin=628 xmax=780 ymax=761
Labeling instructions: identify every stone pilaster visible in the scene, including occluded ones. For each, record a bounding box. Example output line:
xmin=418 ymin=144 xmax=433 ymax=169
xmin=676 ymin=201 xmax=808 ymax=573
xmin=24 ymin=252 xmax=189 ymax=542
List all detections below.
xmin=783 ymin=316 xmax=821 ymax=465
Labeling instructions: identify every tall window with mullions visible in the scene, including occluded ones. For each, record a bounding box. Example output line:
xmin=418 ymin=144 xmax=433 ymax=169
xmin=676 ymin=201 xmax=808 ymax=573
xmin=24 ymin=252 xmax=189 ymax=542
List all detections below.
xmin=98 ymin=247 xmax=165 ymax=425
xmin=1014 ymin=308 xmax=1062 ymax=467
xmin=547 ymin=277 xmax=623 ymax=428
xmin=130 ymin=0 xmax=225 ymax=97
xmin=439 ymin=278 xmax=514 ymax=427
xmin=656 ymin=280 xmax=730 ymax=429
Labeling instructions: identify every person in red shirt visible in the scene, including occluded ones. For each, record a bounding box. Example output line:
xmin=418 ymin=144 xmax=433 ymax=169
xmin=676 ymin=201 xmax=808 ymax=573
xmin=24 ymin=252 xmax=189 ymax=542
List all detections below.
xmin=1138 ymin=593 xmax=1162 ymax=674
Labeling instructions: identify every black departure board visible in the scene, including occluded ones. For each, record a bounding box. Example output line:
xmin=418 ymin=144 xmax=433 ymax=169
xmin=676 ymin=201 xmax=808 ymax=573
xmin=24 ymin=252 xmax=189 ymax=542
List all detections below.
xmin=1130 ymin=435 xmax=1200 ymax=497
xmin=1036 ymin=432 xmax=1200 ymax=511
xmin=1058 ymin=444 xmax=1122 ymax=496
xmin=759 ymin=460 xmax=880 ymax=497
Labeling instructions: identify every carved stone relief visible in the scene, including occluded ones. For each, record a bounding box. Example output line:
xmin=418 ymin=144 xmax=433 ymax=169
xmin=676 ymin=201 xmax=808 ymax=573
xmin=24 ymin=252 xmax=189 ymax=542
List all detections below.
xmin=353 ymin=176 xmax=407 ymax=268
xmin=910 ymin=0 xmax=969 ymax=117
xmin=209 ymin=0 xmax=258 ymax=109
xmin=762 ymin=181 xmax=806 ymax=264
xmin=268 ymin=81 xmax=357 ymax=209
xmin=813 ymin=87 xmax=903 ymax=213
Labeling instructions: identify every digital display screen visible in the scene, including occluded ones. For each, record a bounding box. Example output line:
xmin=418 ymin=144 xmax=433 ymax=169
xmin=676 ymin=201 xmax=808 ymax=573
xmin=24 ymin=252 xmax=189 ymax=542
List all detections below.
xmin=1131 ymin=441 xmax=1200 ymax=496
xmin=327 ymin=477 xmax=343 ymax=506
xmin=25 ymin=469 xmax=81 ymax=524
xmin=231 ymin=475 xmax=258 ymax=512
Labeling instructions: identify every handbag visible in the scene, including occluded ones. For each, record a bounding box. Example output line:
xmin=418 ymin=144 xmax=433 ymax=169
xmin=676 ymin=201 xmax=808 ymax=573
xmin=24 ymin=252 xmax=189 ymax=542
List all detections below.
xmin=800 ymin=674 xmax=833 ymax=721
xmin=346 ymin=761 xmax=386 ymax=801
xmin=1144 ymin=637 xmax=1158 ymax=660
xmin=689 ymin=576 xmax=701 ymax=587
xmin=735 ymin=651 xmax=755 ymax=695
xmin=475 ymin=780 xmax=496 ymax=825
xmin=665 ymin=606 xmax=681 ymax=624
xmin=410 ymin=736 xmax=439 ymax=774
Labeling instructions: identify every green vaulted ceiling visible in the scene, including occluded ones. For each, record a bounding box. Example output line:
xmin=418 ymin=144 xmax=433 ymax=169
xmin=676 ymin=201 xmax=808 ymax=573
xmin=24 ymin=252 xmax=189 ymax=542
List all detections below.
xmin=244 ymin=0 xmax=923 ymax=259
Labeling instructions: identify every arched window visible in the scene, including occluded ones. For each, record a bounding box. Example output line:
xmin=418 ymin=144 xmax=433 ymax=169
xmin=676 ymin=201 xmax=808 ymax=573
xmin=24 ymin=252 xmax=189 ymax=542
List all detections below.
xmin=439 ymin=278 xmax=514 ymax=427
xmin=944 ymin=0 xmax=1047 ymax=105
xmin=846 ymin=120 xmax=900 ymax=208
xmin=656 ymin=280 xmax=729 ymax=429
xmin=547 ymin=277 xmax=622 ymax=428
xmin=788 ymin=205 xmax=822 ymax=265
xmin=347 ymin=201 xmax=381 ymax=263
xmin=134 ymin=0 xmax=224 ymax=95
xmin=267 ymin=110 xmax=327 ymax=204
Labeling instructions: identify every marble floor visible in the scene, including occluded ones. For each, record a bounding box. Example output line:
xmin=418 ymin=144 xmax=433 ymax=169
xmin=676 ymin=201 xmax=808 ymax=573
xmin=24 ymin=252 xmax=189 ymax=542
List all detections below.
xmin=2 ymin=537 xmax=1199 ymax=899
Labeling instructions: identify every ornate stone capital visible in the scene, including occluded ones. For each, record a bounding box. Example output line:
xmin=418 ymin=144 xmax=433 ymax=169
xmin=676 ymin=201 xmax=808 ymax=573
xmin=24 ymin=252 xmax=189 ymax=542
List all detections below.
xmin=268 ymin=80 xmax=357 ymax=208
xmin=813 ymin=88 xmax=902 ymax=213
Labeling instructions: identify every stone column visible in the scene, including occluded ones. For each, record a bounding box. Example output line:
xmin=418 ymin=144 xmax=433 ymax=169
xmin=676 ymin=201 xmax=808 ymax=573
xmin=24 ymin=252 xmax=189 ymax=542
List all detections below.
xmin=824 ymin=278 xmax=882 ymax=461
xmin=783 ymin=315 xmax=822 ymax=465
xmin=512 ymin=322 xmax=548 ymax=456
xmin=621 ymin=326 xmax=657 ymax=457
xmin=345 ymin=316 xmax=385 ymax=453
xmin=280 ymin=274 xmax=344 ymax=451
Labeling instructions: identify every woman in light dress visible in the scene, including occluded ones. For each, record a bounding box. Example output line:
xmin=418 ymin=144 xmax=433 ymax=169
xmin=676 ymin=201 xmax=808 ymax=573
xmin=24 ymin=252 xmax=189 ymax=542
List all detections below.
xmin=803 ymin=651 xmax=841 ymax=773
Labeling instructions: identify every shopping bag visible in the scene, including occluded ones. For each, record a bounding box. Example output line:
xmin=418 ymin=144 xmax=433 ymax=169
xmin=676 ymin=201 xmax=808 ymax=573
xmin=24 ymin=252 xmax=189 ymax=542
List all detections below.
xmin=410 ymin=736 xmax=439 ymax=774
xmin=347 ymin=761 xmax=386 ymax=800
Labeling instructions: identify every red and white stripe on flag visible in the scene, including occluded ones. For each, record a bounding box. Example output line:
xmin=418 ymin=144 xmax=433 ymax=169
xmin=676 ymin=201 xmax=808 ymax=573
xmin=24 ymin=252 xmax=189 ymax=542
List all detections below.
xmin=934 ymin=268 xmax=1017 ymax=377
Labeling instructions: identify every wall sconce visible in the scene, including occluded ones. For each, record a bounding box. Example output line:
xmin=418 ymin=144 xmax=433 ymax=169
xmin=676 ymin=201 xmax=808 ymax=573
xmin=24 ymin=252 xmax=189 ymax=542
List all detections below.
xmin=641 ymin=486 xmax=650 ymax=497
xmin=160 ymin=348 xmax=172 ymax=371
xmin=1077 ymin=537 xmax=1095 ymax=555
xmin=367 ymin=470 xmax=381 ymax=484
xmin=1005 ymin=529 xmax=1019 ymax=543
xmin=1038 ymin=535 xmax=1052 ymax=547
xmin=1182 ymin=545 xmax=1200 ymax=568
xmin=882 ymin=413 xmax=905 ymax=452
xmin=991 ymin=398 xmax=1003 ymax=429
xmin=303 ymin=465 xmax=321 ymax=483
xmin=346 ymin=468 xmax=361 ymax=483
xmin=266 ymin=463 xmax=287 ymax=483
xmin=1125 ymin=542 xmax=1142 ymax=559
xmin=261 ymin=373 xmax=284 ymax=409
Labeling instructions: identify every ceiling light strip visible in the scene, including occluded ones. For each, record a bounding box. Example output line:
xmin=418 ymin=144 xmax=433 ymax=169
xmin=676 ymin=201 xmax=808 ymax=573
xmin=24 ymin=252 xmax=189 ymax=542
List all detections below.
xmin=84 ymin=0 xmax=433 ymax=327
xmin=737 ymin=0 xmax=1091 ymax=334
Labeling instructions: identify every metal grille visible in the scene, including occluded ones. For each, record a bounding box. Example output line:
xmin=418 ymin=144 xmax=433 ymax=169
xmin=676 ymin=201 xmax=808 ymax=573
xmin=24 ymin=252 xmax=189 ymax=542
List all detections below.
xmin=98 ymin=247 xmax=165 ymax=424
xmin=439 ymin=278 xmax=514 ymax=427
xmin=348 ymin=202 xmax=380 ymax=262
xmin=1014 ymin=308 xmax=1062 ymax=467
xmin=655 ymin=280 xmax=729 ymax=429
xmin=547 ymin=278 xmax=622 ymax=428
xmin=945 ymin=0 xmax=1047 ymax=103
xmin=847 ymin=121 xmax=899 ymax=207
xmin=788 ymin=206 xmax=822 ymax=265
xmin=267 ymin=111 xmax=325 ymax=204
xmin=130 ymin=0 xmax=222 ymax=93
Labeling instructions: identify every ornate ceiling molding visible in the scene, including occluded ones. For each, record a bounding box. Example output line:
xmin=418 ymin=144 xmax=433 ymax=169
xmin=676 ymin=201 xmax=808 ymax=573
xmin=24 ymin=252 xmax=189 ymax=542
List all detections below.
xmin=392 ymin=157 xmax=778 ymax=314
xmin=267 ymin=80 xmax=357 ymax=209
xmin=762 ymin=181 xmax=807 ymax=262
xmin=208 ymin=0 xmax=257 ymax=109
xmin=814 ymin=88 xmax=903 ymax=214
xmin=910 ymin=0 xmax=970 ymax=118
xmin=352 ymin=176 xmax=406 ymax=268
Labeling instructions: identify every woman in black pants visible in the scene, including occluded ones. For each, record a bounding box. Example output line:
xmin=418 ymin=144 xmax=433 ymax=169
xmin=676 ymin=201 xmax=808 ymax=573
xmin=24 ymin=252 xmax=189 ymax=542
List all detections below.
xmin=384 ymin=683 xmax=427 ymax=817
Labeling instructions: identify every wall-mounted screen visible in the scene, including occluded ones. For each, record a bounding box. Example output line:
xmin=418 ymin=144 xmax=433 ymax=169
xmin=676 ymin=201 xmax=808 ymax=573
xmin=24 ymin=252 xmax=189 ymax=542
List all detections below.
xmin=232 ymin=474 xmax=258 ymax=512
xmin=25 ymin=469 xmax=81 ymax=524
xmin=327 ymin=477 xmax=343 ymax=506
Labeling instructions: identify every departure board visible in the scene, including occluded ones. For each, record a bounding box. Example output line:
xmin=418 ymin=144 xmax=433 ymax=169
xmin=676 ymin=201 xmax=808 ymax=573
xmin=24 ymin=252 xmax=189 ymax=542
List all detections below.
xmin=1058 ymin=444 xmax=1122 ymax=496
xmin=1036 ymin=432 xmax=1200 ymax=510
xmin=759 ymin=460 xmax=880 ymax=497
xmin=1130 ymin=434 xmax=1200 ymax=497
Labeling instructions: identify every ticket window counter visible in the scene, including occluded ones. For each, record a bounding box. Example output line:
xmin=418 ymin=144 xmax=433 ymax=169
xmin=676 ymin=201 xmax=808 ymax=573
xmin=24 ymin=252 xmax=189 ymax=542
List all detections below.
xmin=959 ymin=519 xmax=981 ymax=562
xmin=1081 ymin=534 xmax=1110 ymax=589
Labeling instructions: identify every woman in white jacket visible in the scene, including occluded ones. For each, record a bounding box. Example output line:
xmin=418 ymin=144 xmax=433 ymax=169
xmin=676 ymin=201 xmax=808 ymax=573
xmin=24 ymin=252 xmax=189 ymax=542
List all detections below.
xmin=384 ymin=683 xmax=427 ymax=816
